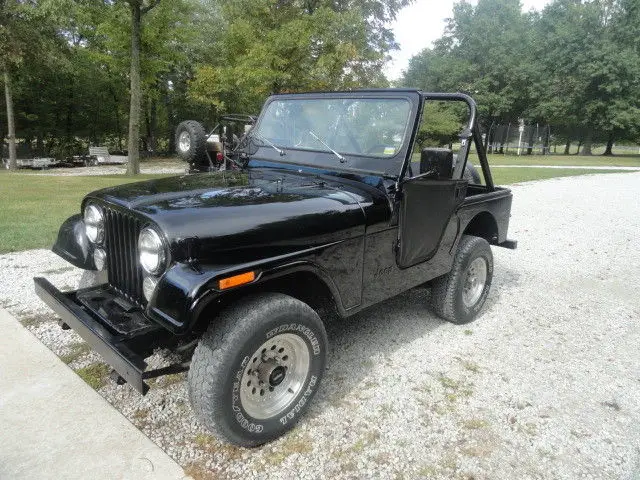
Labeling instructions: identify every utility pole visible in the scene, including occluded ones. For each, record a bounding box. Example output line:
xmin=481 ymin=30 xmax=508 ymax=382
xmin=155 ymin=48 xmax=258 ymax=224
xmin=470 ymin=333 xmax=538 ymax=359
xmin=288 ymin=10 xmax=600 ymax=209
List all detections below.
xmin=517 ymin=119 xmax=525 ymax=156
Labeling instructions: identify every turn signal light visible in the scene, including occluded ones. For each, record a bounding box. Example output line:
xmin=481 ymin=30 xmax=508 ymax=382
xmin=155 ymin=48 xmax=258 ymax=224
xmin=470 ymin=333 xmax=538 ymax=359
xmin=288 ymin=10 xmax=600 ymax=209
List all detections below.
xmin=218 ymin=271 xmax=256 ymax=290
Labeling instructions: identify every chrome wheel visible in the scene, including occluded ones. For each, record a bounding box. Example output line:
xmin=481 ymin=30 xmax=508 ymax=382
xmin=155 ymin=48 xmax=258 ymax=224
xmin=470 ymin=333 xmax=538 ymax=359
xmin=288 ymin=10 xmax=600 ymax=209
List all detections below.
xmin=240 ymin=333 xmax=310 ymax=420
xmin=178 ymin=131 xmax=191 ymax=153
xmin=462 ymin=257 xmax=487 ymax=308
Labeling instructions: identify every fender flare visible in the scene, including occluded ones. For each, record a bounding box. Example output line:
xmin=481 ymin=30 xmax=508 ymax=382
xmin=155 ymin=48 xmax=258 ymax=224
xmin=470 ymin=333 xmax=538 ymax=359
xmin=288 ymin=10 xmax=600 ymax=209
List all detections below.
xmin=190 ymin=260 xmax=347 ymax=324
xmin=51 ymin=214 xmax=95 ymax=270
xmin=147 ymin=259 xmax=347 ymax=334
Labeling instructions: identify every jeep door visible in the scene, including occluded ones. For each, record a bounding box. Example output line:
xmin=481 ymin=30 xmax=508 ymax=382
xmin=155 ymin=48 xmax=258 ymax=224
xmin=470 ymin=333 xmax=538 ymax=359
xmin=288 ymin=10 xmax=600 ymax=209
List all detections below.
xmin=396 ymin=176 xmax=467 ymax=268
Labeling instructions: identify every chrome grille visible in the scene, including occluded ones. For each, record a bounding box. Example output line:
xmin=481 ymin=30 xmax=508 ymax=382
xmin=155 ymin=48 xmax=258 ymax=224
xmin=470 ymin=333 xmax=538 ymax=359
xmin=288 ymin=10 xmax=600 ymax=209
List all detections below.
xmin=104 ymin=206 xmax=144 ymax=305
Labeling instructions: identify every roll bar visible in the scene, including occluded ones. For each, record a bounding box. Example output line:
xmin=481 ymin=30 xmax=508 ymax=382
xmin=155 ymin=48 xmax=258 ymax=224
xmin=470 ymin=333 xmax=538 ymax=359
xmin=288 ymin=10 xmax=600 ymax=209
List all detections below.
xmin=400 ymin=92 xmax=495 ymax=191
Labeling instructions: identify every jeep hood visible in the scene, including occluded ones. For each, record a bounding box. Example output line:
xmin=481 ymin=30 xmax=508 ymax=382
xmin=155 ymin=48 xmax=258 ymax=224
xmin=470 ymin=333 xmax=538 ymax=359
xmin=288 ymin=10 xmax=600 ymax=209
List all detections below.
xmin=87 ymin=168 xmax=389 ymax=263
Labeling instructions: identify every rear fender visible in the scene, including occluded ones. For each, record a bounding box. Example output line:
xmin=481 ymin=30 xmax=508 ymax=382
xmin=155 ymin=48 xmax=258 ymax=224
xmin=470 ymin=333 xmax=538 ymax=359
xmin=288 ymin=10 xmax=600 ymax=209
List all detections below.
xmin=52 ymin=214 xmax=96 ymax=270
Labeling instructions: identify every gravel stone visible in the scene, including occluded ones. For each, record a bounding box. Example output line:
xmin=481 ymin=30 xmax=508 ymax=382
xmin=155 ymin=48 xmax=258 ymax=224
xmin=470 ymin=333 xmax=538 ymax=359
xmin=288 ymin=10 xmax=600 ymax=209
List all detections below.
xmin=1 ymin=171 xmax=639 ymax=479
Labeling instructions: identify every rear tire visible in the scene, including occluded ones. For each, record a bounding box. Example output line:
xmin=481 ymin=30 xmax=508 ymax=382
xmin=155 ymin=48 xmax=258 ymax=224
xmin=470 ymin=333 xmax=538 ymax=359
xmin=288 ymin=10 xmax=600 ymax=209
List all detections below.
xmin=463 ymin=162 xmax=482 ymax=184
xmin=188 ymin=293 xmax=328 ymax=447
xmin=175 ymin=120 xmax=208 ymax=164
xmin=430 ymin=235 xmax=493 ymax=324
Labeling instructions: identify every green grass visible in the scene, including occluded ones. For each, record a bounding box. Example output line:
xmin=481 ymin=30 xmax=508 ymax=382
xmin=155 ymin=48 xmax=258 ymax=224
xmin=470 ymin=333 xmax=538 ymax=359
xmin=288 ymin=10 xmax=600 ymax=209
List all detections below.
xmin=490 ymin=167 xmax=629 ymax=185
xmin=0 ymin=173 xmax=169 ymax=254
xmin=472 ymin=152 xmax=640 ymax=167
xmin=412 ymin=150 xmax=640 ymax=167
xmin=76 ymin=362 xmax=111 ymax=390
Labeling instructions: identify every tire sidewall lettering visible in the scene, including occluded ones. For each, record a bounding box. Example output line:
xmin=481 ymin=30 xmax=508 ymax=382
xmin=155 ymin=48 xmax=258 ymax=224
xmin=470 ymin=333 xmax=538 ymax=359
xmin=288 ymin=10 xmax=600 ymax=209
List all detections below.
xmin=228 ymin=321 xmax=324 ymax=437
xmin=231 ymin=356 xmax=264 ymax=433
xmin=266 ymin=323 xmax=321 ymax=356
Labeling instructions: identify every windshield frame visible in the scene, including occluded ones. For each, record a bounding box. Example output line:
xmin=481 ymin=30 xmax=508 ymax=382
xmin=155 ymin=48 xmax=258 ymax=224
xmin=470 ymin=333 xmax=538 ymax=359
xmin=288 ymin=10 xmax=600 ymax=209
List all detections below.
xmin=249 ymin=90 xmax=422 ymax=178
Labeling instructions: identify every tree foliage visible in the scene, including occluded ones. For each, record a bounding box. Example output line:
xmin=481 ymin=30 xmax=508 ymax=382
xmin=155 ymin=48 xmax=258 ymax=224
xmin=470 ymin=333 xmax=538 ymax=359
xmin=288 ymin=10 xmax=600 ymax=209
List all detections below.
xmin=1 ymin=0 xmax=408 ymax=166
xmin=189 ymin=0 xmax=410 ymax=114
xmin=401 ymin=0 xmax=640 ymax=152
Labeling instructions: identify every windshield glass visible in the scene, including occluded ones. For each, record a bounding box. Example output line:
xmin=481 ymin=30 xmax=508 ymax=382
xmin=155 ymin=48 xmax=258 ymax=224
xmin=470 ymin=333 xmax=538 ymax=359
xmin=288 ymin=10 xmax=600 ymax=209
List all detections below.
xmin=254 ymin=98 xmax=412 ymax=159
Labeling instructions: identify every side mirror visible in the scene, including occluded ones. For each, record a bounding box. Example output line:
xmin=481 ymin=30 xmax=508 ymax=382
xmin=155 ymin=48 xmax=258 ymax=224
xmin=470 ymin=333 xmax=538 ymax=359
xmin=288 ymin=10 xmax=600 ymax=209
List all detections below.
xmin=420 ymin=148 xmax=453 ymax=178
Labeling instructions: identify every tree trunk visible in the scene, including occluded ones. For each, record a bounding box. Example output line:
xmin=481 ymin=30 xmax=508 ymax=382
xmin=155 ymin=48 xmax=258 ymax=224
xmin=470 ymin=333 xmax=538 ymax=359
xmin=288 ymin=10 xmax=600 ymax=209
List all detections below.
xmin=143 ymin=98 xmax=156 ymax=154
xmin=563 ymin=139 xmax=571 ymax=155
xmin=149 ymin=98 xmax=157 ymax=154
xmin=165 ymin=90 xmax=175 ymax=154
xmin=37 ymin=131 xmax=43 ymax=156
xmin=127 ymin=3 xmax=142 ymax=175
xmin=603 ymin=133 xmax=614 ymax=156
xmin=3 ymin=69 xmax=17 ymax=170
xmin=114 ymin=97 xmax=122 ymax=151
xmin=581 ymin=134 xmax=593 ymax=156
xmin=66 ymin=80 xmax=74 ymax=142
xmin=575 ymin=140 xmax=582 ymax=155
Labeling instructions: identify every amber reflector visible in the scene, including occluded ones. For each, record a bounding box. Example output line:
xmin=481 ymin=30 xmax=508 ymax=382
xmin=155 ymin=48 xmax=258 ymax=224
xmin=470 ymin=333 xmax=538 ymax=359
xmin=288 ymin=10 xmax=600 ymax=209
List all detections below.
xmin=218 ymin=271 xmax=256 ymax=290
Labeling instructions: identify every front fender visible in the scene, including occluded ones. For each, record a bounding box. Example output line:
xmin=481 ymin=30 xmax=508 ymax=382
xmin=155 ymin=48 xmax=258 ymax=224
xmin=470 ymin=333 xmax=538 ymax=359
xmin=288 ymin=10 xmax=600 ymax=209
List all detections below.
xmin=52 ymin=214 xmax=96 ymax=270
xmin=146 ymin=244 xmax=348 ymax=334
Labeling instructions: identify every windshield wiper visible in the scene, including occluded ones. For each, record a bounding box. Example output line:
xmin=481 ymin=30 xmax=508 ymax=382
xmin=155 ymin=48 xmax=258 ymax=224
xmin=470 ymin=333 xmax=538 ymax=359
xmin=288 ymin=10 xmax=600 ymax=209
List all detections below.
xmin=309 ymin=130 xmax=346 ymax=163
xmin=252 ymin=132 xmax=285 ymax=156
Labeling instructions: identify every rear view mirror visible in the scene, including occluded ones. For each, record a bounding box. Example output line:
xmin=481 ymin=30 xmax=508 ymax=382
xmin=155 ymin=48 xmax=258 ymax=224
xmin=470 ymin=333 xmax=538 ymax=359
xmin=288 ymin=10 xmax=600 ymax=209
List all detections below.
xmin=420 ymin=148 xmax=453 ymax=178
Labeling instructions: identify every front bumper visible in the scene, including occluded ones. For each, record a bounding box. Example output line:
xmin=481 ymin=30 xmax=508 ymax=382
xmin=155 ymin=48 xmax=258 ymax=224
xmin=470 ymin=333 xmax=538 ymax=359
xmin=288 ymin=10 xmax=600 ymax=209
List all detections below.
xmin=34 ymin=277 xmax=157 ymax=393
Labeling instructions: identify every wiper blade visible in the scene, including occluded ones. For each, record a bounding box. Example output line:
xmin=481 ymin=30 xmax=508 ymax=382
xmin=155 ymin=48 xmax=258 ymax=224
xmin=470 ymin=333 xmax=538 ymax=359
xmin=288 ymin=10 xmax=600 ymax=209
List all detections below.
xmin=309 ymin=130 xmax=346 ymax=163
xmin=252 ymin=132 xmax=285 ymax=156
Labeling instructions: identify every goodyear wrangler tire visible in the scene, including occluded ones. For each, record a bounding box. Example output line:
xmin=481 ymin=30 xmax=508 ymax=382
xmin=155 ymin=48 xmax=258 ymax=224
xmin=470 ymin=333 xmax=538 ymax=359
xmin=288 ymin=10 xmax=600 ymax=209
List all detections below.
xmin=429 ymin=235 xmax=493 ymax=324
xmin=188 ymin=293 xmax=328 ymax=447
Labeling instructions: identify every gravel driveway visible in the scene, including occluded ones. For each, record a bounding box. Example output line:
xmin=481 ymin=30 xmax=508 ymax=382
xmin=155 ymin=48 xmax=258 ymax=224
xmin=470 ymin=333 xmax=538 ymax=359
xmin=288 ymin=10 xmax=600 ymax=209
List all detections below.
xmin=1 ymin=172 xmax=639 ymax=479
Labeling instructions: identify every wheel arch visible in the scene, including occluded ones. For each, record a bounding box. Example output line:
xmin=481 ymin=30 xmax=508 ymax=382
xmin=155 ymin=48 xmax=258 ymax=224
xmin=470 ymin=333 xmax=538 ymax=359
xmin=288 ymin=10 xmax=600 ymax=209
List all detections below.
xmin=462 ymin=211 xmax=499 ymax=244
xmin=190 ymin=268 xmax=342 ymax=335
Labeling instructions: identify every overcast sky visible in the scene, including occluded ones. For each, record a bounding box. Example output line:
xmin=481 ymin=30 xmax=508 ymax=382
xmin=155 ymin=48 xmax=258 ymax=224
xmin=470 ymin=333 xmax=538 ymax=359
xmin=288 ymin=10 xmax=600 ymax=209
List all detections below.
xmin=385 ymin=0 xmax=553 ymax=80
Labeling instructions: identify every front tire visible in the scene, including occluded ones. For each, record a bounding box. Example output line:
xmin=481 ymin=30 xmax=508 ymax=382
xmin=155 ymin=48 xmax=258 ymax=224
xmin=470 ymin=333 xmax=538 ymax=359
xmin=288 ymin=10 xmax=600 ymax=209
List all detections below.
xmin=430 ymin=235 xmax=493 ymax=324
xmin=188 ymin=293 xmax=328 ymax=447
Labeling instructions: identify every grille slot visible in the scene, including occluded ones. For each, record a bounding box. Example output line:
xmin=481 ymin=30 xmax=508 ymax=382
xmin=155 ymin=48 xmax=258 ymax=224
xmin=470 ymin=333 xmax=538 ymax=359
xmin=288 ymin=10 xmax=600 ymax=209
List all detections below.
xmin=104 ymin=207 xmax=144 ymax=305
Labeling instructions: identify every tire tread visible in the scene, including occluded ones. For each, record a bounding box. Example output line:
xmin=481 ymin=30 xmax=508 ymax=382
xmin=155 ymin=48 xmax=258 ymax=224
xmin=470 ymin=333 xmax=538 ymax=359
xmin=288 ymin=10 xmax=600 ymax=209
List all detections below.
xmin=430 ymin=235 xmax=492 ymax=324
xmin=187 ymin=293 xmax=325 ymax=447
xmin=175 ymin=120 xmax=208 ymax=164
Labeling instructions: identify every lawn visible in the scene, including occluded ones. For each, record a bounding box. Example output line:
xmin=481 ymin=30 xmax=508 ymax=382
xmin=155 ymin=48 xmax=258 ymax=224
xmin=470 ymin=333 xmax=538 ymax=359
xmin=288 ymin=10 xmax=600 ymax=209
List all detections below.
xmin=0 ymin=173 xmax=169 ymax=253
xmin=0 ymin=168 xmax=633 ymax=253
xmin=471 ymin=152 xmax=640 ymax=167
xmin=489 ymin=167 xmax=629 ymax=185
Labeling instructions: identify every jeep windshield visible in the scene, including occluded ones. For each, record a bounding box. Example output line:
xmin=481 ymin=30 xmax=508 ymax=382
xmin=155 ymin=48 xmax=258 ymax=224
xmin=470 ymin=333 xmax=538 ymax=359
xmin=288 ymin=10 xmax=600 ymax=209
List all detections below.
xmin=250 ymin=96 xmax=414 ymax=176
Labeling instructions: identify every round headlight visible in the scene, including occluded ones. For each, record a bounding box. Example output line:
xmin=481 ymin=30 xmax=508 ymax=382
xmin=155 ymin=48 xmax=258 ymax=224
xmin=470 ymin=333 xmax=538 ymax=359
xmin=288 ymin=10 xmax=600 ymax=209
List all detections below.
xmin=93 ymin=248 xmax=107 ymax=271
xmin=138 ymin=227 xmax=166 ymax=275
xmin=84 ymin=205 xmax=104 ymax=243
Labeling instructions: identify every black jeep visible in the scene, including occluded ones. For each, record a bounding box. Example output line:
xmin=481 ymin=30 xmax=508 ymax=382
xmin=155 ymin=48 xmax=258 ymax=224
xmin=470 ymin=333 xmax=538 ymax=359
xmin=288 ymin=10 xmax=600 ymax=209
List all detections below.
xmin=35 ymin=90 xmax=516 ymax=447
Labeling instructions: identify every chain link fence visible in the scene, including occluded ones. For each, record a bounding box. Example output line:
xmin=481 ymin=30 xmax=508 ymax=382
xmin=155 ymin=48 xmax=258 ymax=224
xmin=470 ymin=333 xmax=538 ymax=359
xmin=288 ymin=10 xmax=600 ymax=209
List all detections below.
xmin=486 ymin=123 xmax=552 ymax=155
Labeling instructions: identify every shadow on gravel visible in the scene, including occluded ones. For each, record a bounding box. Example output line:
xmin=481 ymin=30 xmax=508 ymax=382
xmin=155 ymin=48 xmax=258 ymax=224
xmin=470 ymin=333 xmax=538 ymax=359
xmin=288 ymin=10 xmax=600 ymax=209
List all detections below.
xmin=308 ymin=285 xmax=442 ymax=416
xmin=307 ymin=261 xmax=523 ymax=420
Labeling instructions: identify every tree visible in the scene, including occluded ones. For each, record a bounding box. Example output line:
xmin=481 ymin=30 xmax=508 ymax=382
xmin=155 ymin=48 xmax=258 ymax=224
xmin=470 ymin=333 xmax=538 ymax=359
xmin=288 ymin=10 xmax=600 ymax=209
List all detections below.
xmin=401 ymin=0 xmax=640 ymax=154
xmin=122 ymin=0 xmax=159 ymax=174
xmin=529 ymin=0 xmax=640 ymax=155
xmin=1 ymin=0 xmax=68 ymax=169
xmin=2 ymin=64 xmax=16 ymax=169
xmin=1 ymin=0 xmax=29 ymax=170
xmin=189 ymin=0 xmax=410 ymax=115
xmin=401 ymin=0 xmax=535 ymax=131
